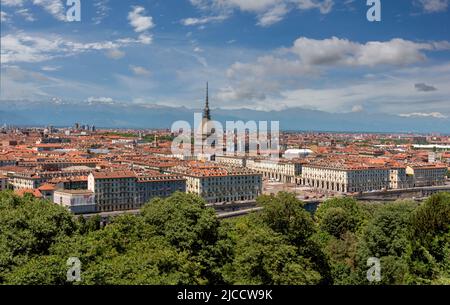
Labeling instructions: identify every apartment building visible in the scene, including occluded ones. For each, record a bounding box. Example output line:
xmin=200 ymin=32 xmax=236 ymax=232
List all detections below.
xmin=53 ymin=189 xmax=96 ymax=214
xmin=246 ymin=159 xmax=303 ymax=183
xmin=166 ymin=162 xmax=262 ymax=203
xmin=0 ymin=175 xmax=8 ymax=191
xmin=18 ymin=159 xmax=100 ymax=171
xmin=10 ymin=170 xmax=92 ymax=190
xmin=389 ymin=167 xmax=410 ymax=189
xmin=215 ymin=155 xmax=247 ymax=167
xmin=302 ymin=162 xmax=391 ymax=193
xmin=0 ymin=156 xmax=16 ymax=167
xmin=406 ymin=164 xmax=447 ymax=187
xmin=88 ymin=171 xmax=186 ymax=212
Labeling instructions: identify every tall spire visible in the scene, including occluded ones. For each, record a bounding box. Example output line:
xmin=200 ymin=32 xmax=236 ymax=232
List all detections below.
xmin=203 ymin=81 xmax=211 ymax=120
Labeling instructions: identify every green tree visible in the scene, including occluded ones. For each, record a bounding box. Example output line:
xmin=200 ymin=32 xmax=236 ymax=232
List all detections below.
xmin=140 ymin=192 xmax=224 ymax=284
xmin=316 ymin=197 xmax=365 ymax=237
xmin=354 ymin=201 xmax=417 ymax=284
xmin=3 ymin=255 xmax=67 ymax=285
xmin=409 ymin=193 xmax=450 ymax=282
xmin=254 ymin=193 xmax=332 ymax=284
xmin=257 ymin=192 xmax=315 ymax=245
xmin=222 ymin=217 xmax=322 ymax=285
xmin=0 ymin=191 xmax=77 ymax=282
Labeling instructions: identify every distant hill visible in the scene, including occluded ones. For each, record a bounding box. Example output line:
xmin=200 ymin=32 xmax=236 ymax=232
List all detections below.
xmin=0 ymin=100 xmax=448 ymax=133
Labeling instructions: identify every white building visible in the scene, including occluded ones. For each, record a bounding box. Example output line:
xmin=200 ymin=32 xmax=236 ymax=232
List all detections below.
xmin=302 ymin=162 xmax=391 ymax=193
xmin=53 ymin=189 xmax=96 ymax=214
xmin=283 ymin=149 xmax=313 ymax=159
xmin=167 ymin=162 xmax=262 ymax=203
xmin=246 ymin=159 xmax=303 ymax=183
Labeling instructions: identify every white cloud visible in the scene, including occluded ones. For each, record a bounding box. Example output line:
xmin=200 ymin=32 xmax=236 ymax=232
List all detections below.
xmin=93 ymin=0 xmax=110 ymax=24
xmin=217 ymin=36 xmax=450 ymax=114
xmin=257 ymin=3 xmax=288 ymax=27
xmin=1 ymin=0 xmax=65 ymax=21
xmin=128 ymin=6 xmax=154 ymax=32
xmin=417 ymin=0 xmax=449 ymax=12
xmin=223 ymin=37 xmax=450 ymax=102
xmin=289 ymin=37 xmax=448 ymax=67
xmin=129 ymin=65 xmax=151 ymax=76
xmin=1 ymin=0 xmax=25 ymax=6
xmin=181 ymin=14 xmax=228 ymax=26
xmin=188 ymin=0 xmax=334 ymax=26
xmin=16 ymin=8 xmax=35 ymax=21
xmin=399 ymin=112 xmax=448 ymax=119
xmin=138 ymin=33 xmax=153 ymax=45
xmin=0 ymin=33 xmax=151 ymax=64
xmin=32 ymin=0 xmax=66 ymax=21
xmin=87 ymin=97 xmax=114 ymax=104
xmin=1 ymin=11 xmax=9 ymax=23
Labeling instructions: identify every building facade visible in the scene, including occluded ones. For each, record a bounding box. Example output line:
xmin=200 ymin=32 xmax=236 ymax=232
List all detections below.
xmin=302 ymin=164 xmax=391 ymax=193
xmin=215 ymin=155 xmax=247 ymax=167
xmin=0 ymin=175 xmax=8 ymax=191
xmin=167 ymin=163 xmax=262 ymax=203
xmin=246 ymin=159 xmax=302 ymax=183
xmin=53 ymin=189 xmax=96 ymax=214
xmin=406 ymin=164 xmax=447 ymax=187
xmin=88 ymin=171 xmax=186 ymax=212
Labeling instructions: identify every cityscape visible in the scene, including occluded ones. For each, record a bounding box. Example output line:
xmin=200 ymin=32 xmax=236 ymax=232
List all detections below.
xmin=0 ymin=0 xmax=449 ymax=294
xmin=1 ymin=89 xmax=449 ymax=216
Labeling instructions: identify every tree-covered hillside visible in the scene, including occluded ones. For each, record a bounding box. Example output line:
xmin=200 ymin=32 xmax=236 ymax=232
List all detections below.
xmin=0 ymin=191 xmax=449 ymax=285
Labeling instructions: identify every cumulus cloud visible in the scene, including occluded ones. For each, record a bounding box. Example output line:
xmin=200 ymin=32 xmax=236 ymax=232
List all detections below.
xmin=128 ymin=6 xmax=154 ymax=32
xmin=415 ymin=83 xmax=437 ymax=92
xmin=223 ymin=37 xmax=450 ymax=103
xmin=290 ymin=37 xmax=449 ymax=67
xmin=137 ymin=33 xmax=153 ymax=45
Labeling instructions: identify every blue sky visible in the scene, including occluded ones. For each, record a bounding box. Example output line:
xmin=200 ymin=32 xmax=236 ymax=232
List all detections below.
xmin=1 ymin=0 xmax=450 ymax=120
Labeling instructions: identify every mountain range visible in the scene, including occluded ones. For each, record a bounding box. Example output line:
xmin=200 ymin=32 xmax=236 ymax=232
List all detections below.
xmin=0 ymin=100 xmax=448 ymax=134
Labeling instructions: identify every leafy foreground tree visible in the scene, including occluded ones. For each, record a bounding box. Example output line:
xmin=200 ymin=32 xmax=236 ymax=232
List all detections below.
xmin=1 ymin=190 xmax=449 ymax=285
xmin=221 ymin=193 xmax=330 ymax=285
xmin=0 ymin=191 xmax=77 ymax=283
